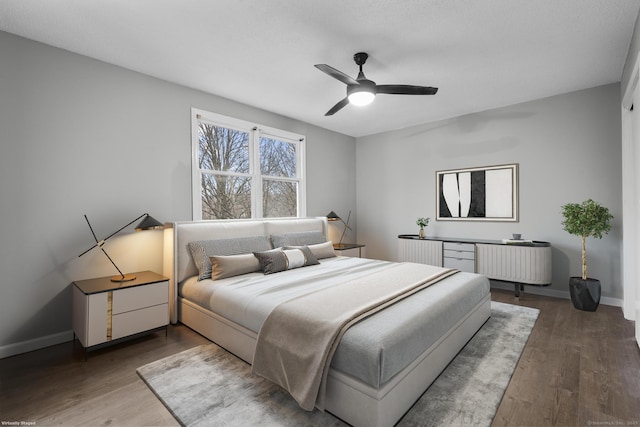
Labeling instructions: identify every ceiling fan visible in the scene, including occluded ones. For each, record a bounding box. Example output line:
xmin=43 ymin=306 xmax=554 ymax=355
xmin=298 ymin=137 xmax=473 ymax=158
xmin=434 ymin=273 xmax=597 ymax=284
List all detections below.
xmin=315 ymin=52 xmax=438 ymax=116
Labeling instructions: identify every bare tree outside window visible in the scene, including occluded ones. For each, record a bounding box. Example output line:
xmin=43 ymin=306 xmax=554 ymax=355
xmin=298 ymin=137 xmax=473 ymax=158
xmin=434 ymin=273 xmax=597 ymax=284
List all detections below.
xmin=263 ymin=180 xmax=298 ymax=217
xmin=198 ymin=124 xmax=251 ymax=219
xmin=260 ymin=137 xmax=298 ymax=217
xmin=193 ymin=111 xmax=304 ymax=220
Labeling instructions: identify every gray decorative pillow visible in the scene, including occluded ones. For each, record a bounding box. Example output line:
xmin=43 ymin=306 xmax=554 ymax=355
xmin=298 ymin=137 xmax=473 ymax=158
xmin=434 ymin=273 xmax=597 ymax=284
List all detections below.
xmin=270 ymin=231 xmax=326 ymax=248
xmin=285 ymin=245 xmax=320 ymax=266
xmin=188 ymin=235 xmax=272 ymax=280
xmin=209 ymin=253 xmax=262 ymax=280
xmin=254 ymin=247 xmax=319 ymax=275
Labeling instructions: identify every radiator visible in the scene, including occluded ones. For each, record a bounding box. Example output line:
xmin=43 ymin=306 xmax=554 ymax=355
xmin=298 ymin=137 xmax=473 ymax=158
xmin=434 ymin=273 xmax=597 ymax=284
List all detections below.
xmin=476 ymin=243 xmax=552 ymax=285
xmin=398 ymin=239 xmax=442 ymax=266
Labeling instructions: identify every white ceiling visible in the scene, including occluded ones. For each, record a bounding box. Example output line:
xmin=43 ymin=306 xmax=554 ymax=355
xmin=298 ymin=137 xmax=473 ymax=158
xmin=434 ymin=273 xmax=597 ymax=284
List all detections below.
xmin=1 ymin=0 xmax=638 ymax=137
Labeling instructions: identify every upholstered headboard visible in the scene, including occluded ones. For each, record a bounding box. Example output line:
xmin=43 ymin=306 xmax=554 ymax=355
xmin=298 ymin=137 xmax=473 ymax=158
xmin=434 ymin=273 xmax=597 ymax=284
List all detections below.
xmin=163 ymin=217 xmax=328 ymax=323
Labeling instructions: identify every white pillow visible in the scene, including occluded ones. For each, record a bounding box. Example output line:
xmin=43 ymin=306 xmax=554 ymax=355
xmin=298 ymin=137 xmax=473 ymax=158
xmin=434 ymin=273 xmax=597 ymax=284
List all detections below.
xmin=283 ymin=248 xmax=306 ymax=269
xmin=304 ymin=241 xmax=336 ymax=259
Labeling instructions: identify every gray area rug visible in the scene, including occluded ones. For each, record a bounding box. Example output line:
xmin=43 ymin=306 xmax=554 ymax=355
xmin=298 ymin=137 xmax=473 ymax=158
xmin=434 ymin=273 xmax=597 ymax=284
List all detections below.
xmin=137 ymin=301 xmax=539 ymax=427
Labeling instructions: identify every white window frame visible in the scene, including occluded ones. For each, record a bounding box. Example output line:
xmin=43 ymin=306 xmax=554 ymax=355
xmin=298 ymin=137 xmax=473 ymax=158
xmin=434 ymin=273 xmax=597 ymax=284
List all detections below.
xmin=191 ymin=108 xmax=306 ymax=220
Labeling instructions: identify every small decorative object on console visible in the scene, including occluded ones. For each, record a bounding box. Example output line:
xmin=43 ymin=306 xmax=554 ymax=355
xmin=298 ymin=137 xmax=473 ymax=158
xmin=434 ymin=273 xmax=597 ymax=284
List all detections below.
xmin=416 ymin=217 xmax=430 ymax=239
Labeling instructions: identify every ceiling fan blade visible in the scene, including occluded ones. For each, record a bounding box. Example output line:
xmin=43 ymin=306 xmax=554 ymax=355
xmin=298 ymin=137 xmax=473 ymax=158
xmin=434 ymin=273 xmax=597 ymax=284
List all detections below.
xmin=325 ymin=97 xmax=349 ymax=116
xmin=376 ymin=85 xmax=438 ymax=95
xmin=315 ymin=64 xmax=359 ymax=86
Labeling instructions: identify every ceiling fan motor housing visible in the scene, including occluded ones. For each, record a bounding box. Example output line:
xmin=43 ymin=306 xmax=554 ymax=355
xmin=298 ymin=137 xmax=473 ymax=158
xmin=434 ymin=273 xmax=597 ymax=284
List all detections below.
xmin=347 ymin=79 xmax=376 ymax=96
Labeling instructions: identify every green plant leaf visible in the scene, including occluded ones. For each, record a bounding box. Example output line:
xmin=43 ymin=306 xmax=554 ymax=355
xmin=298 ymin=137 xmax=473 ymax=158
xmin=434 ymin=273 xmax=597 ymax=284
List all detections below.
xmin=416 ymin=217 xmax=430 ymax=228
xmin=561 ymin=199 xmax=613 ymax=239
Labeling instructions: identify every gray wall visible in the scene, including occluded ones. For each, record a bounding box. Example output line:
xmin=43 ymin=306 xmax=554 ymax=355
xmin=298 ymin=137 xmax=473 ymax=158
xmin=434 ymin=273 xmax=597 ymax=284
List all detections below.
xmin=356 ymin=84 xmax=622 ymax=301
xmin=0 ymin=26 xmax=625 ymax=353
xmin=0 ymin=31 xmax=356 ymax=352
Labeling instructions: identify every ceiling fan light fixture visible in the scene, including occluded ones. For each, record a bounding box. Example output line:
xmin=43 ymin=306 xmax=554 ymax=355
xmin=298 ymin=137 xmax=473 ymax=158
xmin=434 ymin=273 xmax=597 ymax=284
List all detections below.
xmin=347 ymin=80 xmax=376 ymax=106
xmin=316 ymin=52 xmax=438 ymax=116
xmin=348 ymin=90 xmax=375 ymax=106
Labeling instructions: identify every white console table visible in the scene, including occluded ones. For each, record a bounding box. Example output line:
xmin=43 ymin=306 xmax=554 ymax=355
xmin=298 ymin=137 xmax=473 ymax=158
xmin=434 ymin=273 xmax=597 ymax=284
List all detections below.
xmin=398 ymin=235 xmax=552 ymax=296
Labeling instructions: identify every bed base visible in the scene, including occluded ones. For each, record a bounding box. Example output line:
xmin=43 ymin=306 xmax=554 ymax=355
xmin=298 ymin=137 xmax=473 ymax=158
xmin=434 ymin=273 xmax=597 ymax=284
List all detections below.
xmin=179 ymin=294 xmax=491 ymax=427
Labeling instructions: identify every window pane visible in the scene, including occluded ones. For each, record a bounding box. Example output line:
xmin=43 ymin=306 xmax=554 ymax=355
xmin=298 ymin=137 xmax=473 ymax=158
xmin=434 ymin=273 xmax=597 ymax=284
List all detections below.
xmin=260 ymin=137 xmax=296 ymax=178
xmin=263 ymin=180 xmax=297 ymax=217
xmin=198 ymin=123 xmax=249 ymax=173
xmin=193 ymin=110 xmax=305 ymax=220
xmin=201 ymin=173 xmax=251 ymax=219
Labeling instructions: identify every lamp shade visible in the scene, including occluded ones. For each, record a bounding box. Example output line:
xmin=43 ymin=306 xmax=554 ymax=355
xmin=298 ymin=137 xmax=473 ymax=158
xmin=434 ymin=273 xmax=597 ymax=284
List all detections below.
xmin=135 ymin=214 xmax=164 ymax=231
xmin=326 ymin=211 xmax=340 ymax=221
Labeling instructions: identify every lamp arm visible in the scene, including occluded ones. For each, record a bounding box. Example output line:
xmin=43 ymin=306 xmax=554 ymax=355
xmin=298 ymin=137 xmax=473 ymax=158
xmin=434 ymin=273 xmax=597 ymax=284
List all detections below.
xmin=341 ymin=210 xmax=352 ymax=230
xmin=338 ymin=210 xmax=352 ymax=245
xmin=338 ymin=224 xmax=348 ymax=245
xmin=99 ymin=247 xmax=125 ymax=280
xmin=78 ymin=213 xmax=148 ymax=257
xmin=101 ymin=213 xmax=148 ymax=242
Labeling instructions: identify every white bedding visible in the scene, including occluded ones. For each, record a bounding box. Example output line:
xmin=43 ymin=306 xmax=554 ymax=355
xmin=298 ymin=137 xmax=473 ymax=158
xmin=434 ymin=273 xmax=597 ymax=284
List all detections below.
xmin=180 ymin=256 xmax=490 ymax=388
xmin=180 ymin=257 xmax=396 ymax=332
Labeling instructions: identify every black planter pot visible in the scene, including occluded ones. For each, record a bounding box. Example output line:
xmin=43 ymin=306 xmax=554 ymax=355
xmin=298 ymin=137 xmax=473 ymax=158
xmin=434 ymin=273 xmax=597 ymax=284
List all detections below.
xmin=569 ymin=277 xmax=601 ymax=311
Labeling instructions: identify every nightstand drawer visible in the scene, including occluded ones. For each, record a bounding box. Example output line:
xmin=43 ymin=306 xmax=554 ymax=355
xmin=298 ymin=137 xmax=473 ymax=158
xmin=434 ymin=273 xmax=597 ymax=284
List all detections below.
xmin=112 ymin=303 xmax=169 ymax=340
xmin=112 ymin=281 xmax=169 ymax=314
xmin=443 ymin=249 xmax=475 ymax=260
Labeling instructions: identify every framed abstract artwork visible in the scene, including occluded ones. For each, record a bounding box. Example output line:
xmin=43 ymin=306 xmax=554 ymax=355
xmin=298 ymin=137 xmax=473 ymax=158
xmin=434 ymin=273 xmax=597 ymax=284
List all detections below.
xmin=436 ymin=164 xmax=519 ymax=222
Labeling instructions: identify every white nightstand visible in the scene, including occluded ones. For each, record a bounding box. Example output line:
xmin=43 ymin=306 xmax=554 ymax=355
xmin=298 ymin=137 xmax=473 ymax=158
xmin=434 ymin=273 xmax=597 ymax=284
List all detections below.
xmin=72 ymin=270 xmax=169 ymax=358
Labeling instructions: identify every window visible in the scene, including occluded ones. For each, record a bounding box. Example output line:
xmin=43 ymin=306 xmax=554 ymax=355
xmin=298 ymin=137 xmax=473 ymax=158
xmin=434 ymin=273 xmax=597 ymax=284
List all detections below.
xmin=192 ymin=109 xmax=306 ymax=220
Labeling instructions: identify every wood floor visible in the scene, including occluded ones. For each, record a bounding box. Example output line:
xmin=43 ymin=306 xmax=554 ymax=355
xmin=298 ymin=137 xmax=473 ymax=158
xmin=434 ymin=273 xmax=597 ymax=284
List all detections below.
xmin=1 ymin=289 xmax=638 ymax=426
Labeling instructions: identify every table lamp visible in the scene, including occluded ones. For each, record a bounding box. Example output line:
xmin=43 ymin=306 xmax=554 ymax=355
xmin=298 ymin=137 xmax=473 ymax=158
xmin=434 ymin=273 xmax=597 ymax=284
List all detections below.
xmin=326 ymin=210 xmax=352 ymax=248
xmin=78 ymin=213 xmax=163 ymax=282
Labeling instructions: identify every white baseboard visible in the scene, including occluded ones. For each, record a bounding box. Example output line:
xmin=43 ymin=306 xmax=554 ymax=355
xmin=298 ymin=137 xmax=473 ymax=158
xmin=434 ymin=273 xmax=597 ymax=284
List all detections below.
xmin=489 ymin=281 xmax=623 ymax=308
xmin=0 ymin=330 xmax=73 ymax=359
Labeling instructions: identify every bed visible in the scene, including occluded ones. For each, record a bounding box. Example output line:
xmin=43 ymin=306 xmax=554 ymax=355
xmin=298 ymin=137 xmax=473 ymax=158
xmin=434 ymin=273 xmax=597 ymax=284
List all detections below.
xmin=163 ymin=217 xmax=491 ymax=427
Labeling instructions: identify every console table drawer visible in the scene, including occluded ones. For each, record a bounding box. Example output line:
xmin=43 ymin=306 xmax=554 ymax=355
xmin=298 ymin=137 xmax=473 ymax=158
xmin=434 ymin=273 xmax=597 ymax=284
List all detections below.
xmin=443 ymin=257 xmax=475 ymax=273
xmin=443 ymin=249 xmax=475 ymax=260
xmin=443 ymin=241 xmax=476 ymax=272
xmin=443 ymin=241 xmax=475 ymax=252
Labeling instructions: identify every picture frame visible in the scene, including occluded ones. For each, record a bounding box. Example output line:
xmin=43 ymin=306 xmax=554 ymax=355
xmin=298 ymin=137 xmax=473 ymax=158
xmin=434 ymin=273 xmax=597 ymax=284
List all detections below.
xmin=436 ymin=163 xmax=519 ymax=222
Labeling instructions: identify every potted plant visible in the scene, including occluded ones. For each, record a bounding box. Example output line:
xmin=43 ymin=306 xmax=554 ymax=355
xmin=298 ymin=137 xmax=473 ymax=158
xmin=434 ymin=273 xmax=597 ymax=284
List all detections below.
xmin=561 ymin=199 xmax=613 ymax=311
xmin=416 ymin=217 xmax=430 ymax=239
